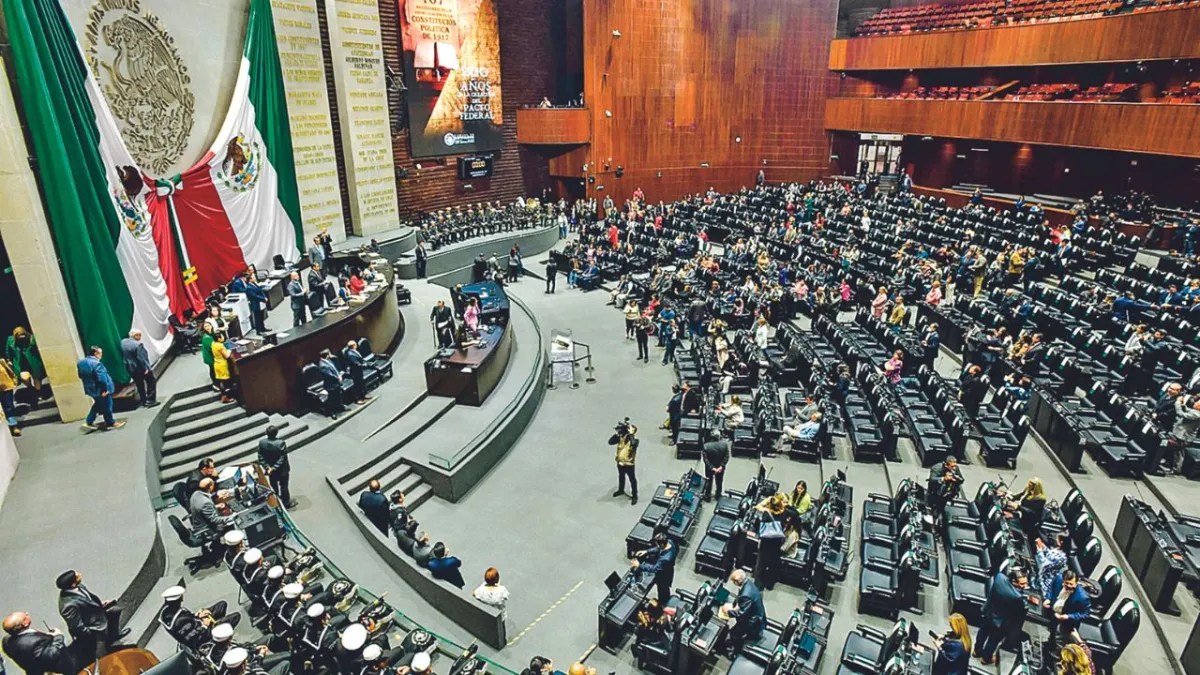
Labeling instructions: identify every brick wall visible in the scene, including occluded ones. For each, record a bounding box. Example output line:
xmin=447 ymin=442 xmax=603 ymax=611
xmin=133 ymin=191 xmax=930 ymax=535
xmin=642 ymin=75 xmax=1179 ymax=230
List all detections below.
xmin=377 ymin=0 xmax=558 ymax=217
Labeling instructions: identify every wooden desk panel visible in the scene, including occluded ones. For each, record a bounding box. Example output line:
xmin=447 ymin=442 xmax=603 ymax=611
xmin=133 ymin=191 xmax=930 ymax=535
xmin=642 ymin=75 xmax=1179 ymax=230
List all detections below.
xmin=824 ymin=98 xmax=1200 ymax=157
xmin=830 ymin=7 xmax=1200 ymax=70
xmin=236 ymin=260 xmax=402 ymax=414
xmin=516 ymin=108 xmax=592 ymax=145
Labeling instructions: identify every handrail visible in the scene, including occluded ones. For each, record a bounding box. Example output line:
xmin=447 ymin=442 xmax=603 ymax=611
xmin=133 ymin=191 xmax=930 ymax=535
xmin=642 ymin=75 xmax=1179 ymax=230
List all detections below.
xmin=276 ymin=508 xmax=519 ymax=674
xmin=429 ymin=294 xmax=545 ymax=470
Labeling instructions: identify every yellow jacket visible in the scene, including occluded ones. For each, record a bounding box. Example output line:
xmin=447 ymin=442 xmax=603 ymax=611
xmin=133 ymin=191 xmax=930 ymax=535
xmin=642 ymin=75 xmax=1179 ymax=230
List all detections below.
xmin=888 ymin=304 xmax=906 ymax=325
xmin=0 ymin=359 xmax=16 ymax=392
xmin=614 ymin=435 xmax=637 ymax=466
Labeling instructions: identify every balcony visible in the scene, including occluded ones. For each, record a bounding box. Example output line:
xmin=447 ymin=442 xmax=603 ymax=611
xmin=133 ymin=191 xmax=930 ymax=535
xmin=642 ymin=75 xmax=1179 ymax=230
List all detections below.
xmin=824 ymin=98 xmax=1200 ymax=157
xmin=515 ymin=108 xmax=591 ymax=145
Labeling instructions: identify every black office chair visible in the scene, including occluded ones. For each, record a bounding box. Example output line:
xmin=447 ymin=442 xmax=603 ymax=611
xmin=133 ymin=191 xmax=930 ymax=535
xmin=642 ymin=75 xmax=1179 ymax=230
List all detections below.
xmin=299 ymin=364 xmax=328 ymax=413
xmin=1088 ymin=565 xmax=1123 ymax=619
xmin=273 ymin=254 xmax=287 ymax=270
xmin=358 ymin=336 xmax=394 ymax=384
xmin=169 ymin=315 xmax=201 ymax=354
xmin=168 ymin=514 xmax=214 ymax=574
xmin=1069 ymin=536 xmax=1102 ymax=578
xmin=172 ymin=482 xmax=190 ymax=512
xmin=1078 ymin=598 xmax=1140 ymax=670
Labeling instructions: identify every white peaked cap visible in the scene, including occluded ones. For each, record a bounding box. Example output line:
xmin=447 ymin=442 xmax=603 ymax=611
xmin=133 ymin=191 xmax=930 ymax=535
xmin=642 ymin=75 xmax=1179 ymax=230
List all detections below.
xmin=222 ymin=530 xmax=246 ymax=546
xmin=221 ymin=647 xmax=249 ymax=668
xmin=307 ymin=603 xmax=325 ymax=618
xmin=267 ymin=565 xmax=284 ymax=580
xmin=211 ymin=623 xmax=235 ymax=642
xmin=161 ymin=586 xmax=185 ymax=601
xmin=362 ymin=645 xmax=383 ymax=662
xmin=411 ymin=652 xmax=431 ymax=671
xmin=282 ymin=582 xmax=303 ymax=599
xmin=340 ymin=623 xmax=367 ymax=651
xmin=243 ymin=548 xmax=263 ymax=565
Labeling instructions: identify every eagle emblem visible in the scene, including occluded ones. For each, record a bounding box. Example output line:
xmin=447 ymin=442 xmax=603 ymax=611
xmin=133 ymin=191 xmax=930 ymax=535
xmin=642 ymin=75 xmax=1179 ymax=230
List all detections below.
xmin=112 ymin=165 xmax=151 ymax=238
xmin=216 ymin=134 xmax=261 ymax=192
xmin=85 ymin=0 xmax=195 ymax=175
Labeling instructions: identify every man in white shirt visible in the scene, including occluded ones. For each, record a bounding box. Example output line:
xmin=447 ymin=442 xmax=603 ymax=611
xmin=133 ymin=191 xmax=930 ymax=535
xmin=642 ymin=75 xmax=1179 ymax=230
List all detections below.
xmin=783 ymin=412 xmax=823 ymax=441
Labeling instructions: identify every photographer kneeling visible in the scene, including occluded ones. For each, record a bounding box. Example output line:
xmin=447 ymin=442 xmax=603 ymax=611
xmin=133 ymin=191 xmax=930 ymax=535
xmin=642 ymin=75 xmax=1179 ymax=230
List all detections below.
xmin=610 ymin=418 xmax=639 ymax=505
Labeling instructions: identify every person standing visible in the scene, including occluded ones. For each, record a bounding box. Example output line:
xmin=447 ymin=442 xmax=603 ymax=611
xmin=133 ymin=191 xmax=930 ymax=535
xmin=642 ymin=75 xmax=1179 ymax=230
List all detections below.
xmin=76 ymin=347 xmax=123 ymax=431
xmin=661 ymin=320 xmax=677 ymax=366
xmin=702 ymin=430 xmax=730 ymax=501
xmin=635 ymin=316 xmax=650 ymax=363
xmin=544 ymin=257 xmax=558 ymax=294
xmin=415 ymin=242 xmax=428 ymax=279
xmin=2 ymin=612 xmax=86 ymax=675
xmin=241 ymin=270 xmax=269 ymax=334
xmin=932 ymin=614 xmax=971 ymax=675
xmin=609 ymin=421 xmax=639 ymax=505
xmin=623 ymin=300 xmax=640 ymax=339
xmin=307 ymin=235 xmax=326 ymax=269
xmin=317 ymin=350 xmax=345 ymax=419
xmin=723 ymin=570 xmax=766 ymax=655
xmin=342 ymin=340 xmax=369 ymax=405
xmin=287 ymin=272 xmax=307 ymax=327
xmin=257 ymin=425 xmax=295 ymax=509
xmin=6 ymin=327 xmax=44 ymax=397
xmin=200 ymin=323 xmax=217 ymax=390
xmin=430 ymin=300 xmax=455 ymax=348
xmin=211 ymin=333 xmax=236 ymax=404
xmin=666 ymin=385 xmax=683 ymax=446
xmin=120 ymin=330 xmax=158 ymax=408
xmin=1045 ymin=570 xmax=1091 ymax=647
xmin=0 ymin=358 xmax=22 ymax=437
xmin=974 ymin=566 xmax=1029 ymax=665
xmin=632 ymin=533 xmax=675 ymax=607
xmin=959 ymin=365 xmax=989 ymax=417
xmin=56 ymin=570 xmax=129 ymax=660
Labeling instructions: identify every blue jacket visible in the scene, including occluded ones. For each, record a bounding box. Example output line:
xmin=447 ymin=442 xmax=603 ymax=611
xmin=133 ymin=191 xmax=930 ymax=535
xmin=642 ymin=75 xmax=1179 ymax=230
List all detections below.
xmin=357 ymin=490 xmax=390 ymax=533
xmin=427 ymin=555 xmax=465 ymax=589
xmin=933 ymin=637 xmax=969 ymax=675
xmin=318 ymin=358 xmax=342 ymax=390
xmin=76 ymin=356 xmax=114 ymax=397
xmin=1046 ymin=574 xmax=1091 ymax=624
xmin=641 ymin=543 xmax=677 ymax=588
xmin=982 ymin=571 xmax=1027 ymax=626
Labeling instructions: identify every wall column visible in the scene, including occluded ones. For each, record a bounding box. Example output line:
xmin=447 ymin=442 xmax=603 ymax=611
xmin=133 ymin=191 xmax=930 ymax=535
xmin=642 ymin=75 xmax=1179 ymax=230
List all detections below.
xmin=0 ymin=55 xmax=91 ymax=423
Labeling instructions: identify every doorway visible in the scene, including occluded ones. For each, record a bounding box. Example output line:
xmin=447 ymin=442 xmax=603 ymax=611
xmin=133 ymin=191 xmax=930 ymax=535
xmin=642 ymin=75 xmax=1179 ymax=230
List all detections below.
xmin=857 ymin=133 xmax=903 ymax=177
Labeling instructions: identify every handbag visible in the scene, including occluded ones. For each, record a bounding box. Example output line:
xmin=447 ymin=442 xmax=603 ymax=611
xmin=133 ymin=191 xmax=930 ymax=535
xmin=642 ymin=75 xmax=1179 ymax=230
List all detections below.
xmin=758 ymin=519 xmax=785 ymax=541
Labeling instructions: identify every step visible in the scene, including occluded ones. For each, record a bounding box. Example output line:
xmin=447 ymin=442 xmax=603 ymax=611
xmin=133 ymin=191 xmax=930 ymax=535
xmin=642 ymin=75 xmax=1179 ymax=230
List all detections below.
xmin=163 ymin=404 xmax=252 ymax=441
xmin=19 ymin=404 xmax=61 ymax=427
xmin=158 ymin=421 xmax=301 ymax=484
xmin=404 ymin=483 xmax=435 ymax=513
xmin=167 ymin=398 xmax=232 ymax=427
xmin=170 ymin=386 xmax=223 ymax=411
xmin=161 ymin=416 xmax=281 ymax=466
xmin=162 ymin=411 xmax=266 ymax=451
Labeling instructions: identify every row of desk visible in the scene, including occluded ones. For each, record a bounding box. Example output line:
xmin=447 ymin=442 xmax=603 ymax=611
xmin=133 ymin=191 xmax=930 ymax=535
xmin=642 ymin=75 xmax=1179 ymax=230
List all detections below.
xmin=1112 ymin=495 xmax=1200 ymax=615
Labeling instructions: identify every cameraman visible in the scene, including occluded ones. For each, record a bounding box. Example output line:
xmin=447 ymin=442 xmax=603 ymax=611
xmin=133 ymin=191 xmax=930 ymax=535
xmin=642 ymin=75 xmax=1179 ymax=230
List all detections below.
xmin=609 ymin=419 xmax=639 ymax=505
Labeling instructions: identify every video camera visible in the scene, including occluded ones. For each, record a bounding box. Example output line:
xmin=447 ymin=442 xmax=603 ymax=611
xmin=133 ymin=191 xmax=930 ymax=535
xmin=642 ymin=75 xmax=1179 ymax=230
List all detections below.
xmin=615 ymin=417 xmax=635 ymax=436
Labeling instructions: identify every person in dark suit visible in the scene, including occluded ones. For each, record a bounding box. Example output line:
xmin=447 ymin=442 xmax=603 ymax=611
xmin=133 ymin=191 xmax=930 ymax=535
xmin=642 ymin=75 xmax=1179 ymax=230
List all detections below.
xmin=415 ymin=242 xmax=428 ymax=279
xmin=724 ymin=569 xmax=766 ymax=654
xmin=358 ymin=480 xmax=390 ymax=536
xmin=120 ymin=330 xmax=158 ymax=408
xmin=959 ymin=365 xmax=989 ymax=417
xmin=189 ymin=478 xmax=234 ymax=534
xmin=342 ymin=341 xmax=369 ymax=405
xmin=76 ymin=346 xmax=123 ymax=432
xmin=317 ymin=349 xmax=344 ymax=418
xmin=666 ymin=385 xmax=683 ymax=445
xmin=257 ymin=425 xmax=295 ymax=508
xmin=1046 ymin=570 xmax=1091 ymax=646
xmin=56 ymin=570 xmax=128 ymax=659
xmin=427 ymin=542 xmax=466 ymax=589
xmin=545 ymin=257 xmax=558 ymax=293
xmin=2 ymin=612 xmax=85 ymax=675
xmin=632 ymin=533 xmax=676 ymax=607
xmin=287 ymin=272 xmax=307 ymax=326
xmin=974 ymin=566 xmax=1030 ymax=665
xmin=184 ymin=458 xmax=218 ymax=508
xmin=430 ymin=300 xmax=455 ymax=349
xmin=701 ymin=431 xmax=730 ymax=501
xmin=235 ymin=270 xmax=269 ymax=334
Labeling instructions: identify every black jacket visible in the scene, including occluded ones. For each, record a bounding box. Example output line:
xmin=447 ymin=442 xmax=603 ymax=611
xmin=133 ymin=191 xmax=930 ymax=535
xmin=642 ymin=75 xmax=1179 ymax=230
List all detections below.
xmin=3 ymin=630 xmax=79 ymax=675
xmin=158 ymin=603 xmax=208 ymax=650
xmin=58 ymin=586 xmax=109 ymax=639
xmin=257 ymin=437 xmax=290 ymax=473
xmin=358 ymin=490 xmax=390 ymax=533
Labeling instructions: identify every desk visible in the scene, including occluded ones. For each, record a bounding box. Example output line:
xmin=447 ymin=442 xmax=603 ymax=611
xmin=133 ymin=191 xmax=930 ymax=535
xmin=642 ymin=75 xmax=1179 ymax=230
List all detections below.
xmin=453 ymin=281 xmax=511 ymax=326
xmin=235 ymin=257 xmax=401 ymax=414
xmin=424 ymin=322 xmax=513 ymax=406
xmin=598 ymin=572 xmax=649 ymax=650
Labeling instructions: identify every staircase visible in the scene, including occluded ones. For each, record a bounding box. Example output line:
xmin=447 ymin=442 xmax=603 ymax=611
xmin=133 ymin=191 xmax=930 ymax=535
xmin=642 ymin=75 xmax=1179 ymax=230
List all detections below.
xmin=876 ymin=174 xmax=899 ymax=195
xmin=342 ymin=460 xmax=435 ymax=515
xmin=154 ymin=386 xmax=311 ymax=501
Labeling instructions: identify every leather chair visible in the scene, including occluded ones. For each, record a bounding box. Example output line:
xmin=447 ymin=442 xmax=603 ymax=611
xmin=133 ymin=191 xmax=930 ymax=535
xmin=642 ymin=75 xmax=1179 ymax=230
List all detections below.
xmin=173 ymin=482 xmax=190 ymax=511
xmin=1077 ymin=598 xmax=1140 ymax=670
xmin=1069 ymin=536 xmax=1102 ymax=578
xmin=838 ymin=620 xmax=914 ymax=673
xmin=1088 ymin=565 xmax=1123 ymax=619
xmin=858 ymin=550 xmax=922 ymax=620
xmin=357 ymin=336 xmax=394 ymax=385
xmin=299 ymin=364 xmax=328 ymax=413
xmin=168 ymin=514 xmax=215 ymax=574
xmin=633 ymin=613 xmax=692 ymax=674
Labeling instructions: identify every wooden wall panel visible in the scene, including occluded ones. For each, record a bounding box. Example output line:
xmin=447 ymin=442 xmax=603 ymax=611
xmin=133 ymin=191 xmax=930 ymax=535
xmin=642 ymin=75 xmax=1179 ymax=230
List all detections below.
xmin=825 ymin=98 xmax=1200 ymax=157
xmin=548 ymin=146 xmax=589 ymax=177
xmin=829 ymin=7 xmax=1200 ymax=70
xmin=582 ymin=0 xmax=840 ymax=205
xmin=516 ymin=108 xmax=592 ymax=144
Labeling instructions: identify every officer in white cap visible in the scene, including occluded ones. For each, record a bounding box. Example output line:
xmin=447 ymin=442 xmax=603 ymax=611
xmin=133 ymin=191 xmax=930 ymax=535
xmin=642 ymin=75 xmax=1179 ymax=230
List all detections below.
xmin=204 ymin=617 xmax=292 ymax=675
xmin=158 ymin=585 xmax=241 ymax=651
xmin=222 ymin=530 xmax=248 ymax=572
xmin=274 ymin=583 xmax=308 ymax=635
xmin=300 ymin=603 xmax=339 ymax=656
xmin=237 ymin=548 xmax=269 ymax=602
xmin=407 ymin=652 xmax=432 ymax=675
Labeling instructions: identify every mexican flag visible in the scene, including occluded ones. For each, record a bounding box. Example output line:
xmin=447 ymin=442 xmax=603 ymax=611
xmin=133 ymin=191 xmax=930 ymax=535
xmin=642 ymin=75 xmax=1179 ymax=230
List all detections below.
xmin=4 ymin=0 xmax=303 ymax=382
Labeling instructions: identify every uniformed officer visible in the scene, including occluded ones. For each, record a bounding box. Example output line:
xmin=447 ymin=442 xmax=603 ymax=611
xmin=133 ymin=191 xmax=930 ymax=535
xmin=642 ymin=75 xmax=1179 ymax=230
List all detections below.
xmin=158 ymin=586 xmax=240 ymax=652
